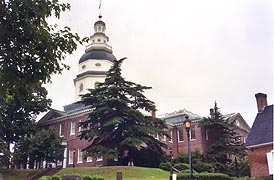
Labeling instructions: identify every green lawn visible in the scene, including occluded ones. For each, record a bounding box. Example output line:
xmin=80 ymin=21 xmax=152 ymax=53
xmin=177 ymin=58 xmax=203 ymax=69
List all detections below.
xmin=55 ymin=166 xmax=170 ymax=180
xmin=0 ymin=169 xmax=43 ymax=180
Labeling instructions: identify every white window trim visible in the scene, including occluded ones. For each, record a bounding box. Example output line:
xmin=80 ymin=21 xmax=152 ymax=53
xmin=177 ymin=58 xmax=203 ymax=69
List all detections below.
xmin=59 ymin=124 xmax=64 ymax=137
xmin=205 ymin=129 xmax=209 ymax=140
xmin=178 ymin=130 xmax=184 ymax=142
xmin=169 ymin=131 xmax=173 ymax=143
xmin=190 ymin=128 xmax=196 ymax=141
xmin=154 ymin=134 xmax=159 ymax=140
xmin=162 ymin=135 xmax=166 ymax=141
xmin=70 ymin=122 xmax=76 ymax=136
xmin=78 ymin=120 xmax=83 ymax=134
xmin=77 ymin=149 xmax=83 ymax=164
xmin=68 ymin=150 xmax=74 ymax=164
xmin=97 ymin=155 xmax=103 ymax=162
xmin=86 ymin=156 xmax=93 ymax=163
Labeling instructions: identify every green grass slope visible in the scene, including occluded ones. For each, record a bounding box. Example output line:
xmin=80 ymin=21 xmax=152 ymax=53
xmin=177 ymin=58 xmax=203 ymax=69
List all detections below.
xmin=55 ymin=166 xmax=170 ymax=180
xmin=0 ymin=169 xmax=43 ymax=180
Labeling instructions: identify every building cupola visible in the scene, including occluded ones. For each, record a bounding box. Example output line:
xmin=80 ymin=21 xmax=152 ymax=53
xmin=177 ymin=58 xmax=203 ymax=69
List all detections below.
xmin=74 ymin=15 xmax=116 ymax=101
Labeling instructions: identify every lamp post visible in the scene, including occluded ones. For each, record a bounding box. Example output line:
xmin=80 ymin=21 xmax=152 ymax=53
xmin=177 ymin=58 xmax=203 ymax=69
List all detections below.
xmin=73 ymin=149 xmax=76 ymax=168
xmin=184 ymin=115 xmax=193 ymax=180
xmin=169 ymin=146 xmax=173 ymax=180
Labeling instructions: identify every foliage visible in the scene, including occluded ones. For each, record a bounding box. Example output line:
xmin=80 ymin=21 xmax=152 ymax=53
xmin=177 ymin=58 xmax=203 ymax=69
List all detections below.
xmin=199 ymin=102 xmax=246 ymax=173
xmin=79 ymin=58 xmax=169 ymax=165
xmin=159 ymin=162 xmax=170 ymax=171
xmin=174 ymin=163 xmax=190 ymax=171
xmin=0 ymin=0 xmax=84 ymax=168
xmin=50 ymin=175 xmax=61 ymax=180
xmin=177 ymin=172 xmax=232 ymax=180
xmin=175 ymin=150 xmax=214 ymax=173
xmin=38 ymin=176 xmax=51 ymax=180
xmin=225 ymin=157 xmax=250 ymax=177
xmin=13 ymin=128 xmax=65 ymax=168
xmin=83 ymin=175 xmax=93 ymax=180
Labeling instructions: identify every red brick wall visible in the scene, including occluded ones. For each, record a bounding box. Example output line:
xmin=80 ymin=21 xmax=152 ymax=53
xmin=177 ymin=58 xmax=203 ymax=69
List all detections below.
xmin=247 ymin=144 xmax=273 ymax=178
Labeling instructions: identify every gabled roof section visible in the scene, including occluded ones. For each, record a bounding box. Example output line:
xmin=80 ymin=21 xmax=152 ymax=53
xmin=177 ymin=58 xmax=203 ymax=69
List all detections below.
xmin=246 ymin=105 xmax=273 ymax=148
xmin=38 ymin=108 xmax=67 ymax=126
xmin=161 ymin=109 xmax=202 ymax=126
xmin=226 ymin=113 xmax=251 ymax=132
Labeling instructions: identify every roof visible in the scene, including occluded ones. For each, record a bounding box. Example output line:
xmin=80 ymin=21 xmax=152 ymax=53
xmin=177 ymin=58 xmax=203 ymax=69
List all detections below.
xmin=246 ymin=105 xmax=273 ymax=147
xmin=161 ymin=109 xmax=202 ymax=125
xmin=79 ymin=49 xmax=116 ymax=64
xmin=95 ymin=20 xmax=105 ymax=26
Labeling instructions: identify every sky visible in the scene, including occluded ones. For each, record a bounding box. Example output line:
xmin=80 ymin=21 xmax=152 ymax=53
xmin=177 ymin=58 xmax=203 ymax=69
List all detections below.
xmin=44 ymin=0 xmax=273 ymax=127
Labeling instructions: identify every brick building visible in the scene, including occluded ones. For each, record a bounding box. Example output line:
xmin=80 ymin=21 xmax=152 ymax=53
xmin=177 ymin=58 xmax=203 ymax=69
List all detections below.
xmin=246 ymin=93 xmax=273 ymax=178
xmin=38 ymin=15 xmax=250 ymax=168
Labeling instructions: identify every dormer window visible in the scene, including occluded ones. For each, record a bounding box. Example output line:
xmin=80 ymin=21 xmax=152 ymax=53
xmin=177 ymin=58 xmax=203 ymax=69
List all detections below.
xmin=79 ymin=83 xmax=83 ymax=92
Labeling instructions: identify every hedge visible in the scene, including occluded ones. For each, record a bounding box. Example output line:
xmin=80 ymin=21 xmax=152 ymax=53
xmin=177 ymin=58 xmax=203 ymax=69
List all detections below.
xmin=50 ymin=175 xmax=61 ymax=180
xmin=177 ymin=172 xmax=232 ymax=180
xmin=83 ymin=175 xmax=104 ymax=180
xmin=38 ymin=176 xmax=51 ymax=180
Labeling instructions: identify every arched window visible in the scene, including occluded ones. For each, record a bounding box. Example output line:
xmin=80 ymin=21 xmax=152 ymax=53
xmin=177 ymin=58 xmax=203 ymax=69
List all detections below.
xmin=79 ymin=83 xmax=84 ymax=92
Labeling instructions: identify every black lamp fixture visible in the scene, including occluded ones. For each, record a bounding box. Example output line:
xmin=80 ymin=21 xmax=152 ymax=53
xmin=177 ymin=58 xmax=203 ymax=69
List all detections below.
xmin=184 ymin=115 xmax=194 ymax=180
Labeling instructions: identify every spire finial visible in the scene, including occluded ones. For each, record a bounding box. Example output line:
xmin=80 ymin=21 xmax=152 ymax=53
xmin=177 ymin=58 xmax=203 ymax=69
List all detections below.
xmin=98 ymin=0 xmax=102 ymax=19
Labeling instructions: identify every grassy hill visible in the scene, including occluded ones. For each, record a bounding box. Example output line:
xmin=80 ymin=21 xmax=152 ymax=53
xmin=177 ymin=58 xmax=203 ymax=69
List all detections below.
xmin=0 ymin=169 xmax=43 ymax=180
xmin=55 ymin=166 xmax=170 ymax=180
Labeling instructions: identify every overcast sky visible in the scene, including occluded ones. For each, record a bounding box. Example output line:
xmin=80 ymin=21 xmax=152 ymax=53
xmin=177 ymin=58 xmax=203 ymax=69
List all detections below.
xmin=44 ymin=0 xmax=273 ymax=127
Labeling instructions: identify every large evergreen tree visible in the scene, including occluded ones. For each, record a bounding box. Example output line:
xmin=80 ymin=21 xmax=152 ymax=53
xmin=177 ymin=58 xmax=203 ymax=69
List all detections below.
xmin=79 ymin=58 xmax=169 ymax=166
xmin=199 ymin=102 xmax=246 ymax=173
xmin=0 ymin=0 xmax=83 ymax=168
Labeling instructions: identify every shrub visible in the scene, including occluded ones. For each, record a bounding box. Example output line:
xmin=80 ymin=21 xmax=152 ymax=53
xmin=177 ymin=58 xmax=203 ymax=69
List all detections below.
xmin=83 ymin=175 xmax=93 ymax=180
xmin=177 ymin=172 xmax=232 ymax=180
xmin=174 ymin=163 xmax=190 ymax=171
xmin=38 ymin=176 xmax=51 ymax=180
xmin=90 ymin=175 xmax=104 ymax=180
xmin=159 ymin=162 xmax=170 ymax=171
xmin=50 ymin=175 xmax=61 ymax=180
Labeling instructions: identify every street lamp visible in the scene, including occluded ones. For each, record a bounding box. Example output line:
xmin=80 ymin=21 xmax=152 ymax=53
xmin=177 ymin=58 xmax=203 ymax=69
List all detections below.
xmin=184 ymin=115 xmax=194 ymax=180
xmin=73 ymin=149 xmax=76 ymax=168
xmin=169 ymin=146 xmax=173 ymax=180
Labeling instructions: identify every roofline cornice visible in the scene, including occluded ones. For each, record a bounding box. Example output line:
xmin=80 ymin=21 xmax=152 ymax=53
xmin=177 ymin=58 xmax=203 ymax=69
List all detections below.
xmin=246 ymin=142 xmax=273 ymax=149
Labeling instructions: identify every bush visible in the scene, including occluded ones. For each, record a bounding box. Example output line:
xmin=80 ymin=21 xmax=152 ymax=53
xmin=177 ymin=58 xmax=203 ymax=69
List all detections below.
xmin=174 ymin=163 xmax=190 ymax=171
xmin=159 ymin=162 xmax=170 ymax=171
xmin=50 ymin=175 xmax=61 ymax=180
xmin=38 ymin=176 xmax=51 ymax=180
xmin=90 ymin=175 xmax=104 ymax=180
xmin=177 ymin=172 xmax=232 ymax=180
xmin=83 ymin=175 xmax=93 ymax=180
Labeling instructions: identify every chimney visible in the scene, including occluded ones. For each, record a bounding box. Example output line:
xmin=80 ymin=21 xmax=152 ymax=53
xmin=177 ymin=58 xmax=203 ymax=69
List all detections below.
xmin=210 ymin=108 xmax=214 ymax=118
xmin=151 ymin=106 xmax=156 ymax=118
xmin=255 ymin=93 xmax=268 ymax=112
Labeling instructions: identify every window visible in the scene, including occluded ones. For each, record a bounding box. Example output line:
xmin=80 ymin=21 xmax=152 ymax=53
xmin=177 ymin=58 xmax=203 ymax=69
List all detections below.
xmin=190 ymin=128 xmax=196 ymax=140
xmin=153 ymin=134 xmax=159 ymax=140
xmin=79 ymin=83 xmax=83 ymax=92
xmin=97 ymin=39 xmax=101 ymax=42
xmin=95 ymin=63 xmax=101 ymax=67
xmin=94 ymin=82 xmax=100 ymax=89
xmin=81 ymin=65 xmax=86 ymax=69
xmin=70 ymin=122 xmax=76 ymax=135
xmin=69 ymin=150 xmax=74 ymax=164
xmin=169 ymin=131 xmax=173 ymax=142
xmin=97 ymin=155 xmax=103 ymax=161
xmin=87 ymin=156 xmax=93 ymax=163
xmin=178 ymin=130 xmax=183 ymax=142
xmin=205 ymin=129 xmax=209 ymax=140
xmin=78 ymin=120 xmax=83 ymax=134
xmin=77 ymin=149 xmax=83 ymax=163
xmin=162 ymin=135 xmax=166 ymax=141
xmin=59 ymin=124 xmax=65 ymax=137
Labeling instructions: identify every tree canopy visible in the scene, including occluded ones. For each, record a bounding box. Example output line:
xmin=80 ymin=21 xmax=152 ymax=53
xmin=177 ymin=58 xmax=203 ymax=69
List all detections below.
xmin=199 ymin=102 xmax=246 ymax=173
xmin=0 ymin=0 xmax=83 ymax=168
xmin=79 ymin=58 xmax=169 ymax=166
